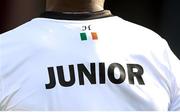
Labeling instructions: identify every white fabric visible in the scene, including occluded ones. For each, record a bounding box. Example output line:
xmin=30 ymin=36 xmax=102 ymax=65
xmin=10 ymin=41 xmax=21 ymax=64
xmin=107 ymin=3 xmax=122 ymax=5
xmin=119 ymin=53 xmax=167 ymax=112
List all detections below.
xmin=0 ymin=16 xmax=180 ymax=111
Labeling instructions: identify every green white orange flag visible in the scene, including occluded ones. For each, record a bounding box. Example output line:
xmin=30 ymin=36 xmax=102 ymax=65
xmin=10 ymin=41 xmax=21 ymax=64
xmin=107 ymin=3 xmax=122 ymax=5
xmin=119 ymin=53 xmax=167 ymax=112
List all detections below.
xmin=80 ymin=32 xmax=98 ymax=41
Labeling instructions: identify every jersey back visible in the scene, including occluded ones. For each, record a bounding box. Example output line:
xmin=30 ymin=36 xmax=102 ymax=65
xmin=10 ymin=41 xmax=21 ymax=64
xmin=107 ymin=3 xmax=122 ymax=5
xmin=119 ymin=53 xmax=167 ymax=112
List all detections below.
xmin=0 ymin=16 xmax=180 ymax=111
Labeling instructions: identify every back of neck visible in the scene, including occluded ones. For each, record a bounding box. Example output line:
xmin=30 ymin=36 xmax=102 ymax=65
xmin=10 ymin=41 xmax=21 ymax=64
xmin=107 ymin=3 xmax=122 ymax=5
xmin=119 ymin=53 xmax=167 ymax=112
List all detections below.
xmin=46 ymin=0 xmax=104 ymax=12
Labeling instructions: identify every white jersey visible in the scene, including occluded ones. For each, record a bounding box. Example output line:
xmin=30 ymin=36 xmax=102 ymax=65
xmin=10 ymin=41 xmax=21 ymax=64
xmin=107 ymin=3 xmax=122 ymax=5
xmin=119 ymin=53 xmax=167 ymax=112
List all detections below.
xmin=0 ymin=10 xmax=180 ymax=111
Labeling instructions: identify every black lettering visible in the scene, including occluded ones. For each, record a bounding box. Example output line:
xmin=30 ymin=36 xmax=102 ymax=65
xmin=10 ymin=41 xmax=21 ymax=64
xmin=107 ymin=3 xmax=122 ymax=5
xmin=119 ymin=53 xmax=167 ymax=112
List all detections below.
xmin=45 ymin=67 xmax=56 ymax=89
xmin=82 ymin=26 xmax=86 ymax=31
xmin=82 ymin=25 xmax=91 ymax=31
xmin=127 ymin=64 xmax=145 ymax=85
xmin=108 ymin=63 xmax=126 ymax=84
xmin=99 ymin=63 xmax=106 ymax=84
xmin=78 ymin=63 xmax=96 ymax=85
xmin=45 ymin=62 xmax=145 ymax=89
xmin=88 ymin=25 xmax=91 ymax=30
xmin=57 ymin=65 xmax=75 ymax=87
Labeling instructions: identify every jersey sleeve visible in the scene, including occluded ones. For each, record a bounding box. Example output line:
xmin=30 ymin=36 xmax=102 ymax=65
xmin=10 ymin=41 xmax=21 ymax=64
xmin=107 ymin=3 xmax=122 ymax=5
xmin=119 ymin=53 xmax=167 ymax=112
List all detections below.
xmin=0 ymin=34 xmax=6 ymax=110
xmin=0 ymin=39 xmax=3 ymax=110
xmin=0 ymin=74 xmax=3 ymax=110
xmin=164 ymin=41 xmax=180 ymax=110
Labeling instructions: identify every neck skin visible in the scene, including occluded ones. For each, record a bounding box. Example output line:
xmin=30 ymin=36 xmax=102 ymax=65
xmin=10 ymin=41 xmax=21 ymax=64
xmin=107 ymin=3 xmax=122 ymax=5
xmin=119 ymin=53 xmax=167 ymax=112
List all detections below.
xmin=46 ymin=0 xmax=105 ymax=12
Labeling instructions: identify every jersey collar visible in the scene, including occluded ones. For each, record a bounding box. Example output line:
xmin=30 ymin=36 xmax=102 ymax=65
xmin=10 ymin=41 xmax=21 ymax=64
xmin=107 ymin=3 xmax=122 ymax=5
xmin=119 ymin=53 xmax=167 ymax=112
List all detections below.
xmin=40 ymin=10 xmax=113 ymax=20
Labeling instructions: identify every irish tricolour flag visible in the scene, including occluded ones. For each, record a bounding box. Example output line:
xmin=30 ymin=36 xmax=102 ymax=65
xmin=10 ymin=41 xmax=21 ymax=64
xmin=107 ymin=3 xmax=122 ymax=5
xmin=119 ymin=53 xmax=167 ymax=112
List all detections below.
xmin=80 ymin=32 xmax=98 ymax=41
